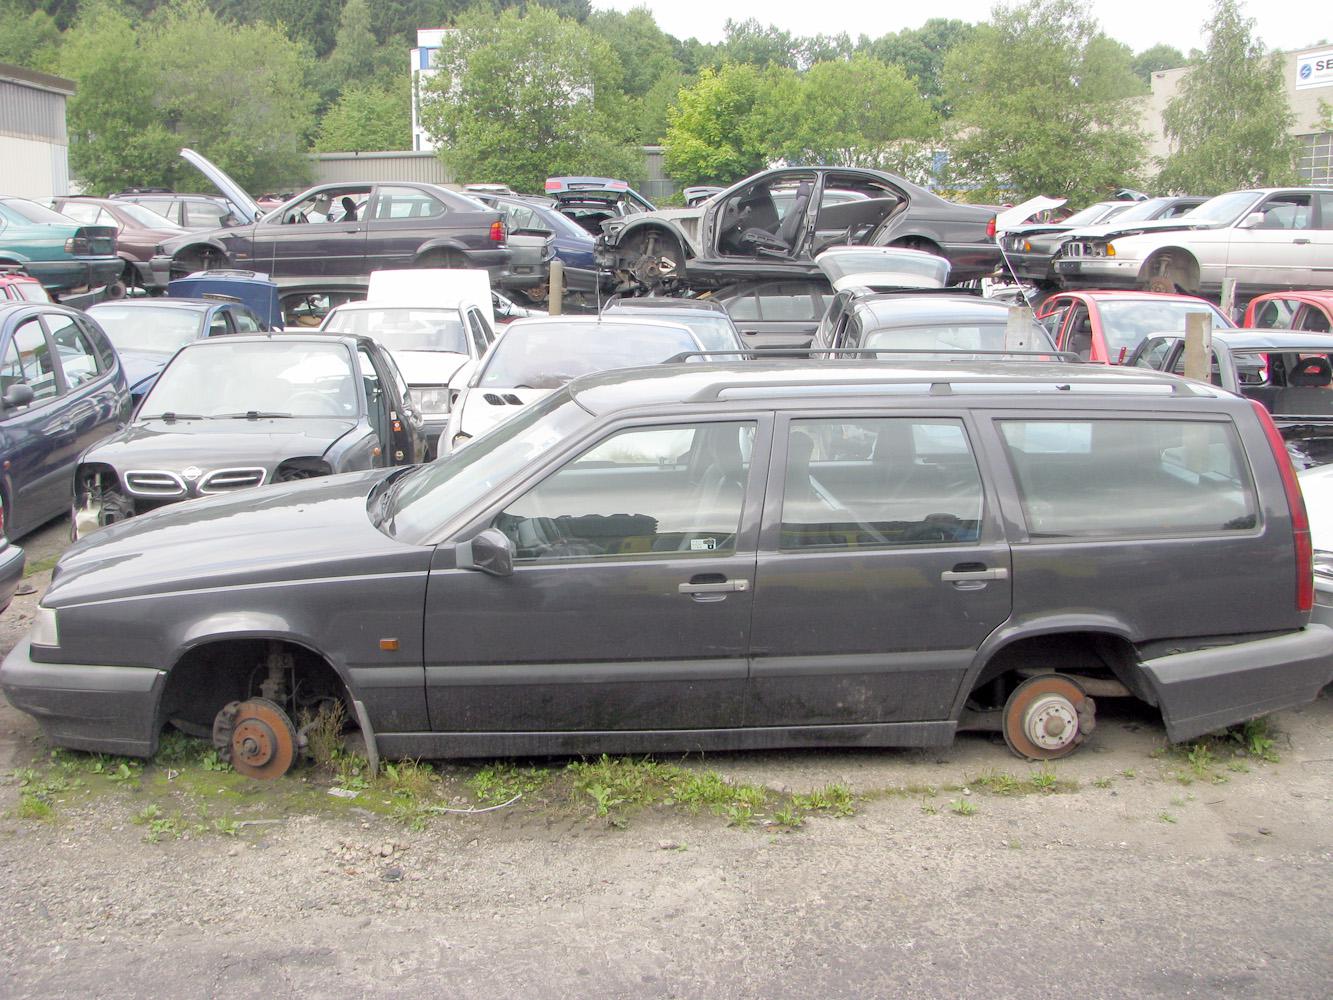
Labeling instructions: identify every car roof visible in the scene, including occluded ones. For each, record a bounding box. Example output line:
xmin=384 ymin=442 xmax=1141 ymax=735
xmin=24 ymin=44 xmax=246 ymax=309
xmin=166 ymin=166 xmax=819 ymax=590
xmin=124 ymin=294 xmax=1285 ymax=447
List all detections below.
xmin=1250 ymin=290 xmax=1333 ymax=307
xmin=503 ymin=316 xmax=699 ymax=337
xmin=858 ymin=295 xmax=1010 ymax=325
xmin=565 ymin=360 xmax=1218 ymax=415
xmin=604 ymin=297 xmax=728 ymax=314
xmin=183 ymin=332 xmax=364 ymax=350
xmin=1051 ymin=290 xmax=1219 ymax=304
xmin=330 ymin=300 xmax=466 ymax=312
xmin=0 ymin=300 xmax=80 ymax=319
xmin=90 ymin=299 xmax=216 ymax=313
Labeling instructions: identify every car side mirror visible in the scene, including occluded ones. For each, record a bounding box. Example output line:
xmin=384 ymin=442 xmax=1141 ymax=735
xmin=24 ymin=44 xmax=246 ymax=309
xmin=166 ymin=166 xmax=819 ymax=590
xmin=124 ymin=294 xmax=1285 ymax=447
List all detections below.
xmin=456 ymin=527 xmax=515 ymax=577
xmin=2 ymin=383 xmax=34 ymax=409
xmin=1237 ymin=212 xmax=1264 ymax=230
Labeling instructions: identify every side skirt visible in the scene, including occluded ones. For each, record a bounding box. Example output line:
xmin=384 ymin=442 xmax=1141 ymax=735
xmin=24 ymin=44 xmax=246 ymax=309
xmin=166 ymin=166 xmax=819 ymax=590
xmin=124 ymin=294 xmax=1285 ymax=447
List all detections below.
xmin=376 ymin=721 xmax=957 ymax=760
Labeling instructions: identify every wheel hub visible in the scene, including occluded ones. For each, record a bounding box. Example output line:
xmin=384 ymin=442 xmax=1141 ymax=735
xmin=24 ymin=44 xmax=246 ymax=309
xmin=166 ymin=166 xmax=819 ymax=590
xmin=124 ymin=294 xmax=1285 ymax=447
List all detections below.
xmin=213 ymin=698 xmax=298 ymax=780
xmin=1024 ymin=695 xmax=1079 ymax=751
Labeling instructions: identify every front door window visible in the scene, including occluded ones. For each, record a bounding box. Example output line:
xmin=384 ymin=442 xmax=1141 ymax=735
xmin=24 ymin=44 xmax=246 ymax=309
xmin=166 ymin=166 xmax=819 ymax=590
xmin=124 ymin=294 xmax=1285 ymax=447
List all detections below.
xmin=715 ymin=174 xmax=817 ymax=258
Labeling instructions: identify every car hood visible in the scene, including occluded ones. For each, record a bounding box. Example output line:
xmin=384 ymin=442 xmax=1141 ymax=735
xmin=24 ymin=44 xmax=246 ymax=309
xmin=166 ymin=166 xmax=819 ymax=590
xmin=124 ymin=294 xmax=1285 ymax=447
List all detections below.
xmin=180 ymin=147 xmax=261 ymax=225
xmin=46 ymin=468 xmax=427 ymax=605
xmin=458 ymin=386 xmax=550 ymax=440
xmin=83 ymin=417 xmax=357 ymax=470
xmin=390 ymin=350 xmax=469 ymax=387
xmin=1071 ymin=218 xmax=1222 ymax=242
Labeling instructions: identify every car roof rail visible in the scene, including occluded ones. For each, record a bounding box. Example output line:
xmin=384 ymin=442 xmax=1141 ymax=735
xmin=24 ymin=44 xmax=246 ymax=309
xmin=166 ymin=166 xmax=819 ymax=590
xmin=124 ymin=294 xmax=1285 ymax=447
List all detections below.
xmin=662 ymin=348 xmax=1084 ymax=364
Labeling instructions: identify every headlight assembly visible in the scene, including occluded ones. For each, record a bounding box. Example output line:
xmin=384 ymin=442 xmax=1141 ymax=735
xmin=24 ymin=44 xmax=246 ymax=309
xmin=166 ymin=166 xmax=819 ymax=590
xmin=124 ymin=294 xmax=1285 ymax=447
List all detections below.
xmin=411 ymin=387 xmax=451 ymax=416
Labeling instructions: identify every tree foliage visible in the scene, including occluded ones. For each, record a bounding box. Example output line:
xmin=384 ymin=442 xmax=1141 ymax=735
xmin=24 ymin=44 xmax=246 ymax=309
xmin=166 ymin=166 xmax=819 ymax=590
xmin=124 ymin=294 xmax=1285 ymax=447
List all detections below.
xmin=420 ymin=6 xmax=641 ymax=192
xmin=1156 ymin=0 xmax=1298 ymax=194
xmin=942 ymin=0 xmax=1146 ymax=203
xmin=861 ymin=18 xmax=978 ymax=114
xmin=1132 ymin=43 xmax=1185 ymax=84
xmin=314 ymin=75 xmax=411 ymax=152
xmin=0 ymin=0 xmax=64 ymax=71
xmin=663 ymin=63 xmax=778 ymax=186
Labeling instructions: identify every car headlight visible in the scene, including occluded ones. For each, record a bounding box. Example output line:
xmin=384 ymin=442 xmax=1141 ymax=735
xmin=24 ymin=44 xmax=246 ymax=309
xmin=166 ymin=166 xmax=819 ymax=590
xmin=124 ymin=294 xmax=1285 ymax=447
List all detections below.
xmin=411 ymin=387 xmax=451 ymax=416
xmin=1314 ymin=550 xmax=1333 ymax=582
xmin=31 ymin=606 xmax=59 ymax=648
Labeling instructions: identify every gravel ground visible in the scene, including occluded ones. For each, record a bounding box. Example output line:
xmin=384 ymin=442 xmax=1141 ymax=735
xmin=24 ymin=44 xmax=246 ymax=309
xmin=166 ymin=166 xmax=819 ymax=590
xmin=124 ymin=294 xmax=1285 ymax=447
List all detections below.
xmin=0 ymin=515 xmax=1329 ymax=999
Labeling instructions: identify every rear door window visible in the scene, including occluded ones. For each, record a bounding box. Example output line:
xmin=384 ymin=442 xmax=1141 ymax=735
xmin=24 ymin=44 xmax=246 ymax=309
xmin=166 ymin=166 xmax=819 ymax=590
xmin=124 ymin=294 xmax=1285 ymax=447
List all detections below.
xmin=186 ymin=200 xmax=230 ymax=228
xmin=44 ymin=313 xmax=102 ymax=389
xmin=1252 ymin=298 xmax=1295 ymax=329
xmin=725 ymin=292 xmax=760 ymax=321
xmin=998 ymin=419 xmax=1257 ymax=538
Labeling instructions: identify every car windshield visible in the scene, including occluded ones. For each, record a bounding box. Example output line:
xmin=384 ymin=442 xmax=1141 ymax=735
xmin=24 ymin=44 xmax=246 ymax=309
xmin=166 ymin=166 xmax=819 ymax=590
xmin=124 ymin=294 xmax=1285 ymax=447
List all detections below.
xmin=1111 ymin=199 xmax=1177 ymax=223
xmin=323 ymin=308 xmax=469 ymax=354
xmin=140 ymin=340 xmax=357 ymax=419
xmin=1098 ymin=300 xmax=1230 ymax=360
xmin=478 ymin=321 xmax=698 ymax=389
xmin=863 ymin=322 xmax=1055 ymax=354
xmin=385 ymin=389 xmax=594 ymax=541
xmin=1061 ymin=203 xmax=1119 ymax=226
xmin=613 ymin=312 xmax=740 ymax=352
xmin=1184 ymin=191 xmax=1260 ymax=225
xmin=89 ymin=305 xmax=203 ymax=354
xmin=114 ymin=202 xmax=184 ymax=231
xmin=1 ymin=198 xmax=75 ymax=225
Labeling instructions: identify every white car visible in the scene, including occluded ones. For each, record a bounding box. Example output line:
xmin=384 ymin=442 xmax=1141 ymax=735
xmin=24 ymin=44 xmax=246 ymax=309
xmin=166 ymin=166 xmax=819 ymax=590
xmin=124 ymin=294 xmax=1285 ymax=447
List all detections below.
xmin=1055 ymin=188 xmax=1333 ymax=297
xmin=1301 ymin=463 xmax=1333 ymax=629
xmin=441 ymin=316 xmax=706 ymax=454
xmin=320 ymin=300 xmax=496 ymax=458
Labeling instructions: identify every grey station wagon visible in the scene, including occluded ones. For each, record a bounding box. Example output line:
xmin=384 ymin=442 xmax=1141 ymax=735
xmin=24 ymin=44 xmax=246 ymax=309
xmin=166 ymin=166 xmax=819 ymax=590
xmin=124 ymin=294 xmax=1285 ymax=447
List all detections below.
xmin=3 ymin=361 xmax=1330 ymax=778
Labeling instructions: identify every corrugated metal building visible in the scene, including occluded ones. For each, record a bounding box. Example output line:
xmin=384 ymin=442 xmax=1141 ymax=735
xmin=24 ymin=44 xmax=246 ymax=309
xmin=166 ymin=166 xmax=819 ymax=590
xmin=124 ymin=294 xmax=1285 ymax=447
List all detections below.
xmin=0 ymin=63 xmax=74 ymax=199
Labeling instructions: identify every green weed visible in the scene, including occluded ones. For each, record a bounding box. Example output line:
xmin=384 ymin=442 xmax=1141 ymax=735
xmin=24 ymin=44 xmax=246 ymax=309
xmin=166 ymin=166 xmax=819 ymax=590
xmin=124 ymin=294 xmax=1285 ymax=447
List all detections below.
xmin=16 ymin=793 xmax=53 ymax=821
xmin=949 ymin=798 xmax=977 ymax=816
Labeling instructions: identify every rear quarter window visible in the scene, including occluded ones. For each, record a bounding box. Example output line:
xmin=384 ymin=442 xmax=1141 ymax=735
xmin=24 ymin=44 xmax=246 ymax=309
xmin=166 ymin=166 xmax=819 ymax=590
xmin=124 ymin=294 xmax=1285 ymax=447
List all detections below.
xmin=998 ymin=418 xmax=1258 ymax=539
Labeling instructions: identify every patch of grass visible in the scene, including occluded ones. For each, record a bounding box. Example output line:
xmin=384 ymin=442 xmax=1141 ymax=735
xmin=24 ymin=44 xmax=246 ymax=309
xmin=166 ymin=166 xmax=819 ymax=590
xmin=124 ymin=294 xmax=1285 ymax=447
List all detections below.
xmin=16 ymin=793 xmax=53 ymax=821
xmin=213 ymin=816 xmax=240 ymax=837
xmin=790 ymin=784 xmax=855 ymax=817
xmin=334 ymin=752 xmax=371 ymax=792
xmin=1007 ymin=837 xmax=1022 ymax=849
xmin=1029 ymin=767 xmax=1059 ymax=792
xmin=1121 ymin=768 xmax=1136 ymax=779
xmin=1232 ymin=718 xmax=1279 ymax=763
xmin=1157 ymin=811 xmax=1177 ymax=824
xmin=1186 ymin=743 xmax=1215 ymax=778
xmin=1227 ymin=761 xmax=1250 ymax=774
xmin=301 ymin=700 xmax=347 ymax=772
xmin=465 ymin=763 xmax=550 ymax=806
xmin=970 ymin=770 xmax=1023 ymax=795
xmin=919 ymin=801 xmax=938 ymax=815
xmin=948 ymin=798 xmax=977 ymax=816
xmin=1092 ymin=777 xmax=1113 ymax=789
xmin=771 ymin=805 xmax=803 ymax=829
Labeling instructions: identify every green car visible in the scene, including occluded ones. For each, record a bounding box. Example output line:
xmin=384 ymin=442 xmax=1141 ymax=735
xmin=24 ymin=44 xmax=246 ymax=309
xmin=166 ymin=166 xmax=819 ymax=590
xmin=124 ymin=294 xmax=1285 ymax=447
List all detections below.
xmin=0 ymin=197 xmax=122 ymax=294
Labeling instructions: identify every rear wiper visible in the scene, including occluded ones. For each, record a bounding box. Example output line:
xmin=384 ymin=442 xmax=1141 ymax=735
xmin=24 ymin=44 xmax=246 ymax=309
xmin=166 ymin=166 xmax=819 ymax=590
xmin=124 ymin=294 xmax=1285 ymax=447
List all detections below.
xmin=215 ymin=411 xmax=293 ymax=419
xmin=147 ymin=412 xmax=206 ymax=422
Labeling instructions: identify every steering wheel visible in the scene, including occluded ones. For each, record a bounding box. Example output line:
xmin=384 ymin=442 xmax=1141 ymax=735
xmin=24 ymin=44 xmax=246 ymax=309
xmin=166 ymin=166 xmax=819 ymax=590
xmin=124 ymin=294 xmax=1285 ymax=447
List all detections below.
xmin=288 ymin=391 xmax=343 ymax=416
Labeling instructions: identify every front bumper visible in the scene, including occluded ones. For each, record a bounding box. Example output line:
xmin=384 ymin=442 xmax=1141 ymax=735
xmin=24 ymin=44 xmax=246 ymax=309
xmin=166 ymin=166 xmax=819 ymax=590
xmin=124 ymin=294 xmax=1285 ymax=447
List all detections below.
xmin=0 ymin=542 xmax=24 ymax=613
xmin=999 ymin=250 xmax=1057 ymax=283
xmin=1054 ymin=256 xmax=1142 ymax=289
xmin=1140 ymin=625 xmax=1333 ymax=744
xmin=149 ymin=254 xmax=173 ymax=287
xmin=0 ymin=640 xmax=165 ymax=756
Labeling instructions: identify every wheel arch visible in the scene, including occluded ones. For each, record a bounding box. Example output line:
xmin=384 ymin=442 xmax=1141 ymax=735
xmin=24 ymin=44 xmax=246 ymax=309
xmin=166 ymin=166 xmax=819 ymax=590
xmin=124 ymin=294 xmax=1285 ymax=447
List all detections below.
xmin=612 ymin=218 xmax=693 ymax=260
xmin=413 ymin=239 xmax=470 ymax=262
xmin=1138 ymin=247 xmax=1201 ymax=291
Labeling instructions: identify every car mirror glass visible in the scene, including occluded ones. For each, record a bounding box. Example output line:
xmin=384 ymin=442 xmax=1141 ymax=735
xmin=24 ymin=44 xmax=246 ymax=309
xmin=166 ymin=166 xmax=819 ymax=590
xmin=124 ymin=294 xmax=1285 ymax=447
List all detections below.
xmin=2 ymin=383 xmax=34 ymax=409
xmin=1237 ymin=212 xmax=1264 ymax=230
xmin=456 ymin=527 xmax=514 ymax=577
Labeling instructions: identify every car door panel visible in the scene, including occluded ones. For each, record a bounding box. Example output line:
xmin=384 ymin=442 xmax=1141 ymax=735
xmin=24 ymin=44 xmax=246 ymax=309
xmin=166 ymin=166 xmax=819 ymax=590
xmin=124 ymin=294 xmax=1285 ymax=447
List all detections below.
xmin=422 ymin=417 xmax=769 ymax=734
xmin=747 ymin=414 xmax=1012 ymax=727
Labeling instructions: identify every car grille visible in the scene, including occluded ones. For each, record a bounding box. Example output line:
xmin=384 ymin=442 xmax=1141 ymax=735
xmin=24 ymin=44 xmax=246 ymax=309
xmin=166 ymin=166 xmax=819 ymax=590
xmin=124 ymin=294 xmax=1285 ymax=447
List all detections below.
xmin=199 ymin=468 xmax=267 ymax=493
xmin=1063 ymin=242 xmax=1107 ymax=259
xmin=124 ymin=471 xmax=186 ymax=497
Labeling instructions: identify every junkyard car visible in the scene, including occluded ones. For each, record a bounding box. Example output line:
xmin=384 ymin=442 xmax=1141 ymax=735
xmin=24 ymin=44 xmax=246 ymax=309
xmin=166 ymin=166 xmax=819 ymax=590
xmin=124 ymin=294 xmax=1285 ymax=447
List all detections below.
xmin=3 ymin=359 xmax=1330 ymax=777
xmin=473 ymin=193 xmax=601 ymax=294
xmin=51 ymin=196 xmax=186 ymax=294
xmin=1035 ymin=290 xmax=1234 ymax=363
xmin=0 ymin=198 xmax=123 ymax=295
xmin=1129 ymin=328 xmax=1333 ymax=467
xmin=1001 ymin=197 xmax=1202 ymax=286
xmin=712 ymin=279 xmax=834 ymax=351
xmin=1243 ymin=290 xmax=1333 ymax=332
xmin=0 ymin=302 xmax=130 ymax=539
xmin=601 ymin=298 xmax=747 ymax=355
xmin=87 ymin=298 xmax=268 ymax=402
xmin=151 ymin=149 xmax=512 ymax=290
xmin=544 ymin=177 xmax=655 ymax=236
xmin=1300 ymin=464 xmax=1333 ymax=628
xmin=442 ymin=317 xmax=704 ymax=454
xmin=1056 ymin=188 xmax=1333 ymax=296
xmin=114 ymin=189 xmax=247 ymax=231
xmin=319 ymin=299 xmax=496 ymax=459
xmin=813 ymin=291 xmax=1058 ymax=357
xmin=72 ymin=334 xmax=424 ymax=533
xmin=599 ymin=166 xmax=1000 ymax=295
xmin=0 ymin=268 xmax=48 ymax=303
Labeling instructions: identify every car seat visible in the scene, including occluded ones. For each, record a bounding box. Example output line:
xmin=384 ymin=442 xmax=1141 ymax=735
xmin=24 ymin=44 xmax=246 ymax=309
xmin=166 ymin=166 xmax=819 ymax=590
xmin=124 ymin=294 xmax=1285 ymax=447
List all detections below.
xmin=1289 ymin=356 xmax=1332 ymax=387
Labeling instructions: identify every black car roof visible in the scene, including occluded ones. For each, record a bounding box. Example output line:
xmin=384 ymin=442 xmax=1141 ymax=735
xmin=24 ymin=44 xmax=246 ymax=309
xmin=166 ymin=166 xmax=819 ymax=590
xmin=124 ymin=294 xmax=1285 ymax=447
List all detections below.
xmin=566 ymin=360 xmax=1215 ymax=415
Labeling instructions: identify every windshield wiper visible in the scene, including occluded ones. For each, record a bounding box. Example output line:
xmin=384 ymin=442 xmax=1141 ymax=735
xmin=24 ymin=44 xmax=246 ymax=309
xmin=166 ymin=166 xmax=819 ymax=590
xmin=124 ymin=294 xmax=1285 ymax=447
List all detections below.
xmin=214 ymin=411 xmax=294 ymax=420
xmin=371 ymin=466 xmax=417 ymax=531
xmin=146 ymin=412 xmax=206 ymax=422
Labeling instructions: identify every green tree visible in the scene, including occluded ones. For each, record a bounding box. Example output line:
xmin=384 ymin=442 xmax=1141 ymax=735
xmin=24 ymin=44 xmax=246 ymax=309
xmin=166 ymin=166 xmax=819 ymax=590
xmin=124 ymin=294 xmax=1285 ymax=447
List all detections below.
xmin=0 ymin=1 xmax=63 ymax=71
xmin=663 ymin=63 xmax=780 ymax=185
xmin=585 ymin=7 xmax=680 ymax=99
xmin=420 ymin=6 xmax=641 ymax=193
xmin=314 ymin=76 xmax=411 ymax=152
xmin=1132 ymin=43 xmax=1185 ymax=84
xmin=864 ymin=18 xmax=978 ymax=114
xmin=1157 ymin=0 xmax=1298 ymax=194
xmin=638 ymin=69 xmax=690 ymax=144
xmin=941 ymin=0 xmax=1146 ymax=203
xmin=769 ymin=56 xmax=938 ymax=168
xmin=720 ymin=18 xmax=800 ymax=69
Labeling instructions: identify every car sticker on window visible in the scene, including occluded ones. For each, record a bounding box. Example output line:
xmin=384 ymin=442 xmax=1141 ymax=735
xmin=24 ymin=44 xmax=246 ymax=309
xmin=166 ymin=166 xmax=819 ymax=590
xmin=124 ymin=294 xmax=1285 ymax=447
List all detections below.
xmin=690 ymin=537 xmax=718 ymax=551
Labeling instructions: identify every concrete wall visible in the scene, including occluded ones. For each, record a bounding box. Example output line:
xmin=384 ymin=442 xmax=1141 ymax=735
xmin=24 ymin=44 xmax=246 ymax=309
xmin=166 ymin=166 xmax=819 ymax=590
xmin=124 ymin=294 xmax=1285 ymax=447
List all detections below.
xmin=0 ymin=65 xmax=74 ymax=200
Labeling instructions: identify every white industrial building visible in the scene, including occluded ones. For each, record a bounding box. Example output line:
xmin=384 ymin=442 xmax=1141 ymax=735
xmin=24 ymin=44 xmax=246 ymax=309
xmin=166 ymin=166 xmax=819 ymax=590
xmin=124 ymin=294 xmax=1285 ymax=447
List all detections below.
xmin=0 ymin=63 xmax=74 ymax=199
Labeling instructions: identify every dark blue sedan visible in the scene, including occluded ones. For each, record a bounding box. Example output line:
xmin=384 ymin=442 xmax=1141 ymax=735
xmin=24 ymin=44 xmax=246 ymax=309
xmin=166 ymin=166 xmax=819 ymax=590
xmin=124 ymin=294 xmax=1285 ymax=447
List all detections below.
xmin=0 ymin=302 xmax=130 ymax=557
xmin=87 ymin=298 xmax=267 ymax=402
xmin=476 ymin=195 xmax=601 ymax=293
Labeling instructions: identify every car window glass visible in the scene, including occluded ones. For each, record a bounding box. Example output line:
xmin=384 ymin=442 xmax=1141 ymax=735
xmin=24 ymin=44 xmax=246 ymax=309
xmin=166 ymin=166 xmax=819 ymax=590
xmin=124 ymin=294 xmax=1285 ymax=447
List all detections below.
xmin=10 ymin=319 xmax=59 ymax=400
xmin=208 ymin=311 xmax=230 ymax=336
xmin=780 ymin=418 xmax=984 ymax=550
xmin=187 ymin=201 xmax=228 ymax=228
xmin=359 ymin=347 xmax=388 ymax=444
xmin=46 ymin=313 xmax=102 ymax=389
xmin=495 ymin=421 xmax=755 ymax=561
xmin=759 ymin=290 xmax=817 ymax=322
xmin=373 ymin=186 xmax=447 ymax=221
xmin=1254 ymin=299 xmax=1295 ymax=329
xmin=1064 ymin=306 xmax=1093 ymax=359
xmin=1037 ymin=302 xmax=1070 ymax=338
xmin=0 ymin=338 xmax=25 ymax=398
xmin=59 ymin=202 xmax=100 ymax=224
xmin=1133 ymin=339 xmax=1174 ymax=370
xmin=137 ymin=198 xmax=174 ymax=217
xmin=1296 ymin=307 xmax=1331 ymax=333
xmin=230 ymin=308 xmax=261 ymax=333
xmin=1317 ymin=192 xmax=1333 ymax=230
xmin=1253 ymin=195 xmax=1312 ymax=230
xmin=80 ymin=318 xmax=116 ymax=371
xmin=726 ymin=293 xmax=759 ymax=321
xmin=999 ymin=419 xmax=1257 ymax=538
xmin=467 ymin=311 xmax=489 ymax=355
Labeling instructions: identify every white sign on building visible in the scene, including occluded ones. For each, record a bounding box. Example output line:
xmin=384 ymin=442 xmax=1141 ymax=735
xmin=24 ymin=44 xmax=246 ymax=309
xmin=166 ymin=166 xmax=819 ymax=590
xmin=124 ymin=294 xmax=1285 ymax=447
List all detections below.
xmin=1295 ymin=49 xmax=1333 ymax=90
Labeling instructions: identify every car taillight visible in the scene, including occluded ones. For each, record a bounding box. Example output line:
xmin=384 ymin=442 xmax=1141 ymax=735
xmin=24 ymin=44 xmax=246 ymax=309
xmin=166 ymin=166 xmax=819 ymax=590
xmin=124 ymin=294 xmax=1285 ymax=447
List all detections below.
xmin=64 ymin=237 xmax=91 ymax=254
xmin=489 ymin=220 xmax=506 ymax=243
xmin=1251 ymin=399 xmax=1313 ymax=613
xmin=986 ymin=217 xmax=997 ymax=238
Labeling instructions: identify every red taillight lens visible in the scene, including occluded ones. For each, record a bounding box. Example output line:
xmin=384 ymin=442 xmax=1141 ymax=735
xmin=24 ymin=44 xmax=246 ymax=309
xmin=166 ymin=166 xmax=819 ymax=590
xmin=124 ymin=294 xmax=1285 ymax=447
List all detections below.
xmin=986 ymin=216 xmax=997 ymax=238
xmin=489 ymin=220 xmax=506 ymax=243
xmin=1251 ymin=399 xmax=1313 ymax=613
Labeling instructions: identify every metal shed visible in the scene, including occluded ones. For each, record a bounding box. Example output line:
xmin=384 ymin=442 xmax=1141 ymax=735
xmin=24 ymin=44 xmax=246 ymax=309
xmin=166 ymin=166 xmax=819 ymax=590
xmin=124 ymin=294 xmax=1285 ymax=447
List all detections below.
xmin=0 ymin=63 xmax=74 ymax=199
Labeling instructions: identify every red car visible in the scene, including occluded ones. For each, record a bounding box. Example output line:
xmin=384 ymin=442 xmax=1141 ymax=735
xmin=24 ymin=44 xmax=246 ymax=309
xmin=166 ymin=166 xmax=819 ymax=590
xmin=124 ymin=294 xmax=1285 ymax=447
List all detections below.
xmin=0 ymin=268 xmax=49 ymax=303
xmin=1035 ymin=289 xmax=1234 ymax=364
xmin=1242 ymin=291 xmax=1333 ymax=333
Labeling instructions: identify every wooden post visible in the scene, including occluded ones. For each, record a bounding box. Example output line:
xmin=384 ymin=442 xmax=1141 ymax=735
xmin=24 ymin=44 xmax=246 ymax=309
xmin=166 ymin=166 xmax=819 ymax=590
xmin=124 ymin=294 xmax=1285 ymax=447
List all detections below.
xmin=549 ymin=259 xmax=564 ymax=316
xmin=1182 ymin=310 xmax=1212 ymax=382
xmin=1004 ymin=306 xmax=1039 ymax=351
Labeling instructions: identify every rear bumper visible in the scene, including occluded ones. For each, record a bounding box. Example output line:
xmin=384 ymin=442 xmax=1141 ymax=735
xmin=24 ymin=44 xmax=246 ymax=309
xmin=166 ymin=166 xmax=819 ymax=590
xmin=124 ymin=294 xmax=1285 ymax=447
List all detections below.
xmin=0 ymin=542 xmax=24 ymax=613
xmin=1312 ymin=581 xmax=1333 ymax=631
xmin=461 ymin=247 xmax=514 ymax=289
xmin=25 ymin=257 xmax=124 ymax=293
xmin=1140 ymin=626 xmax=1333 ymax=743
xmin=0 ymin=640 xmax=164 ymax=756
xmin=131 ymin=259 xmax=167 ymax=291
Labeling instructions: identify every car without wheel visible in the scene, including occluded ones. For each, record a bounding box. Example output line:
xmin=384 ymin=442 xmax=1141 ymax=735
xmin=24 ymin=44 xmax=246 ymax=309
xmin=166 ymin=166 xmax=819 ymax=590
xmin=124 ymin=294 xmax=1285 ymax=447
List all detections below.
xmin=51 ymin=196 xmax=187 ymax=294
xmin=2 ymin=359 xmax=1330 ymax=777
xmin=1035 ymin=290 xmax=1234 ymax=363
xmin=544 ymin=177 xmax=656 ymax=236
xmin=71 ymin=334 xmax=424 ymax=535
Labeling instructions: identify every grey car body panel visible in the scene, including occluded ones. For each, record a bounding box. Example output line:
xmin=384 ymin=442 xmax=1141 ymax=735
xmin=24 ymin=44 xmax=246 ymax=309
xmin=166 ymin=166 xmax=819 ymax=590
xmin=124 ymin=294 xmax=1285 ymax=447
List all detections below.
xmin=0 ymin=540 xmax=24 ymax=612
xmin=4 ymin=361 xmax=1331 ymax=758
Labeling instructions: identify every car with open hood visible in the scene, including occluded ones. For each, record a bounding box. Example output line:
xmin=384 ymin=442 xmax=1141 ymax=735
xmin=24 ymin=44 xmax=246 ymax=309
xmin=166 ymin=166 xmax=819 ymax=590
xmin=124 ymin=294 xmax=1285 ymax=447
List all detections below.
xmin=149 ymin=149 xmax=514 ymax=292
xmin=0 ymin=197 xmax=122 ymax=296
xmin=72 ymin=333 xmax=424 ymax=535
xmin=441 ymin=316 xmax=704 ymax=455
xmin=1055 ymin=188 xmax=1333 ymax=296
xmin=599 ymin=166 xmax=1001 ymax=297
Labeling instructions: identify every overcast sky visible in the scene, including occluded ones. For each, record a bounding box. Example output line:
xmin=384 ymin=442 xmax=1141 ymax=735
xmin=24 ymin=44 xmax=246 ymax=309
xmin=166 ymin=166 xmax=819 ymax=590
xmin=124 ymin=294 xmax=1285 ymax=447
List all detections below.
xmin=590 ymin=1 xmax=1327 ymax=57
